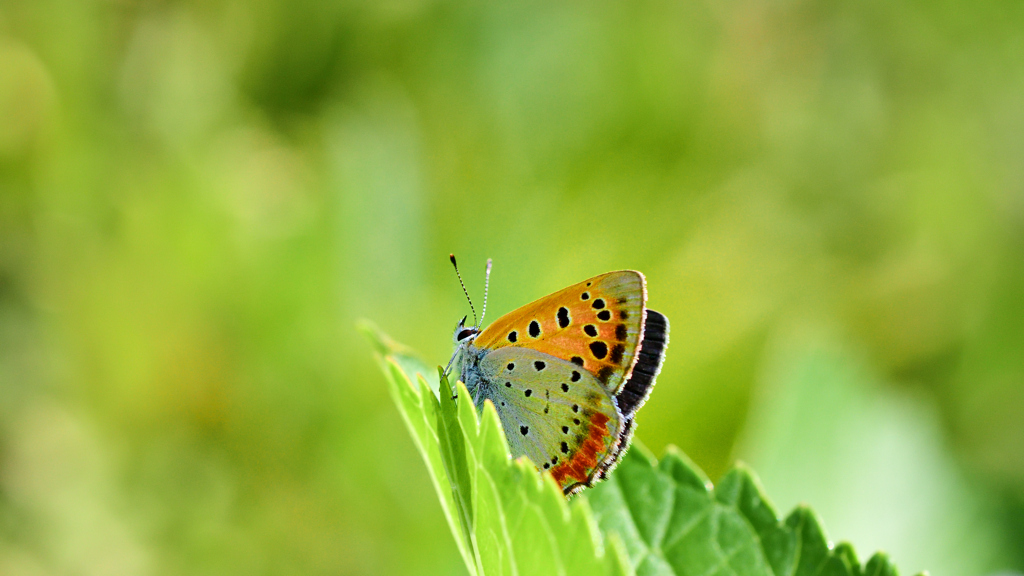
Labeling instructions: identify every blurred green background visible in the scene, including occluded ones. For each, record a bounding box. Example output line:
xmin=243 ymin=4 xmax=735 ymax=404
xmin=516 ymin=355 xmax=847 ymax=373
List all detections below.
xmin=1 ymin=1 xmax=1023 ymax=575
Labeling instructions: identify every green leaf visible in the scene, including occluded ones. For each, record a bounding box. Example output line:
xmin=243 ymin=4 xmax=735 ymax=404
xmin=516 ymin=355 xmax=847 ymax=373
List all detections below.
xmin=360 ymin=322 xmax=923 ymax=576
xmin=586 ymin=446 xmax=925 ymax=576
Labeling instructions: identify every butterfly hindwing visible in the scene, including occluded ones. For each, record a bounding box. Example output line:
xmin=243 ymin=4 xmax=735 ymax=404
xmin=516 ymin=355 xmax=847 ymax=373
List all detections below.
xmin=474 ymin=271 xmax=647 ymax=395
xmin=473 ymin=346 xmax=622 ymax=493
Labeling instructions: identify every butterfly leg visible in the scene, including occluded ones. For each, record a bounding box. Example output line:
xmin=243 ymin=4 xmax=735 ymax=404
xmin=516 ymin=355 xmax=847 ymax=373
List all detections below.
xmin=443 ymin=348 xmax=460 ymax=378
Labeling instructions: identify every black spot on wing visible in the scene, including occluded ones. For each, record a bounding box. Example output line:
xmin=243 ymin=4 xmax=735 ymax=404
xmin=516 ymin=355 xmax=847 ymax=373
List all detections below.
xmin=520 ymin=425 xmax=529 ymax=435
xmin=592 ymin=298 xmax=605 ymax=309
xmin=597 ymin=310 xmax=611 ymax=321
xmin=610 ymin=343 xmax=625 ymax=365
xmin=584 ymin=324 xmax=598 ymax=337
xmin=597 ymin=365 xmax=614 ymax=385
xmin=571 ymin=370 xmax=581 ymax=382
xmin=508 ymin=331 xmax=518 ymax=343
xmin=616 ymin=324 xmax=628 ymax=341
xmin=571 ymin=356 xmax=584 ymax=366
xmin=616 ymin=309 xmax=669 ymax=418
xmin=589 ymin=341 xmax=608 ymax=359
xmin=534 ymin=361 xmax=546 ymax=371
xmin=557 ymin=307 xmax=570 ymax=328
xmin=529 ymin=320 xmax=541 ymax=338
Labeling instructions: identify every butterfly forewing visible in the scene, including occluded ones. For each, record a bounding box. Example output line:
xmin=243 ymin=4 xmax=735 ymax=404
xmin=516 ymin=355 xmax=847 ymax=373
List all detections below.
xmin=475 ymin=347 xmax=621 ymax=492
xmin=474 ymin=271 xmax=647 ymax=394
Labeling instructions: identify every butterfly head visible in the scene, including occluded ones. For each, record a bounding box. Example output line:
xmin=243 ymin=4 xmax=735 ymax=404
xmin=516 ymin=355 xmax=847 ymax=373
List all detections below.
xmin=448 ymin=254 xmax=491 ymax=347
xmin=445 ymin=315 xmax=480 ymax=379
xmin=445 ymin=255 xmax=492 ymax=378
xmin=452 ymin=315 xmax=480 ymax=345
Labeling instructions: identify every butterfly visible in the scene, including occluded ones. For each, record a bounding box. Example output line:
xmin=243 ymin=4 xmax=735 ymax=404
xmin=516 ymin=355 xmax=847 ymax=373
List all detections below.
xmin=447 ymin=255 xmax=669 ymax=496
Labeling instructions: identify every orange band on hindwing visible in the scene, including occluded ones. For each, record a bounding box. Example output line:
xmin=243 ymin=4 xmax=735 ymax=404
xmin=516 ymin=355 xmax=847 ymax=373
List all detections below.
xmin=549 ymin=411 xmax=613 ymax=486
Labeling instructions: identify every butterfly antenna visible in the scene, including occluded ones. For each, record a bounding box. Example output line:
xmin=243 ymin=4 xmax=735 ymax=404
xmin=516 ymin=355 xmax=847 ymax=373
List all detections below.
xmin=449 ymin=254 xmax=478 ymax=326
xmin=480 ymin=258 xmax=493 ymax=325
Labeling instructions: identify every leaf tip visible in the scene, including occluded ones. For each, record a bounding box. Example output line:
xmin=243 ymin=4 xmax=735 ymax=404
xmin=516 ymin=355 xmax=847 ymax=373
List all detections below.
xmin=832 ymin=541 xmax=861 ymax=573
xmin=356 ymin=319 xmax=401 ymax=354
xmin=659 ymin=444 xmax=713 ymax=491
xmin=864 ymin=551 xmax=902 ymax=576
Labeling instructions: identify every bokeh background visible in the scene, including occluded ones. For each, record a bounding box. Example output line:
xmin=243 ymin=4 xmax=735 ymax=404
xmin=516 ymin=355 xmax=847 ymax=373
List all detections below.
xmin=1 ymin=1 xmax=1023 ymax=575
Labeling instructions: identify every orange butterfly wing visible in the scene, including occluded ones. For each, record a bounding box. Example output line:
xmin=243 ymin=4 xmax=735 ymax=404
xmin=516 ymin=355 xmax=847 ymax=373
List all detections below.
xmin=475 ymin=271 xmax=647 ymax=394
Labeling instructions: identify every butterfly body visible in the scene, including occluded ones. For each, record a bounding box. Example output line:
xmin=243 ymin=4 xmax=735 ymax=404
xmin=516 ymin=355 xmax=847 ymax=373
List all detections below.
xmin=452 ymin=269 xmax=669 ymax=496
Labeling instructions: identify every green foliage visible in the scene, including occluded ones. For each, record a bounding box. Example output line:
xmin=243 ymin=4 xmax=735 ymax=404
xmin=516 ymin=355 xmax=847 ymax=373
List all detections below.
xmin=361 ymin=322 xmax=923 ymax=576
xmin=588 ymin=448 xmax=910 ymax=576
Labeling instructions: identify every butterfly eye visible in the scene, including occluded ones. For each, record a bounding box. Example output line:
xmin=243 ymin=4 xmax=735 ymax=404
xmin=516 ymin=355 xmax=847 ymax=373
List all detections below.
xmin=457 ymin=329 xmax=475 ymax=341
